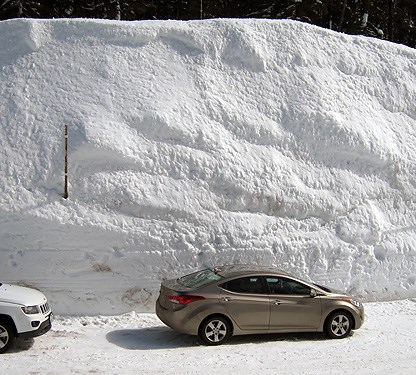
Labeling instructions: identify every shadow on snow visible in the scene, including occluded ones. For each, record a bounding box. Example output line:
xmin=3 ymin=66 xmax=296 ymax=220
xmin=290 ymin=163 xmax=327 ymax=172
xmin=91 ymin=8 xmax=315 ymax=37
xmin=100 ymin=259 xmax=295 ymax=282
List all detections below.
xmin=106 ymin=326 xmax=332 ymax=350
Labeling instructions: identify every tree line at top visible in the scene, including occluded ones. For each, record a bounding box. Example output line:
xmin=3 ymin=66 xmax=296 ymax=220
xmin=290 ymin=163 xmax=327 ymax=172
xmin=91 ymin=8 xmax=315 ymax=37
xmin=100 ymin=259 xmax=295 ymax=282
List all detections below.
xmin=0 ymin=1 xmax=414 ymax=48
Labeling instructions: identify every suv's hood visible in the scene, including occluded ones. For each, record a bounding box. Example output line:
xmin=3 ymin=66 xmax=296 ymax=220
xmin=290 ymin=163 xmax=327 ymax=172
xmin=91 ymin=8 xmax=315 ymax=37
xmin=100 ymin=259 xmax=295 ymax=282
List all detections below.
xmin=0 ymin=283 xmax=47 ymax=306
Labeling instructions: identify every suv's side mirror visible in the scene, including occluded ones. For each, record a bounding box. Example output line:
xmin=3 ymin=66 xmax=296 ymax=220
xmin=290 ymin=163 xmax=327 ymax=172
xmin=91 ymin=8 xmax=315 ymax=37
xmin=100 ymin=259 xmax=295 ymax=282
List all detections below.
xmin=310 ymin=289 xmax=318 ymax=297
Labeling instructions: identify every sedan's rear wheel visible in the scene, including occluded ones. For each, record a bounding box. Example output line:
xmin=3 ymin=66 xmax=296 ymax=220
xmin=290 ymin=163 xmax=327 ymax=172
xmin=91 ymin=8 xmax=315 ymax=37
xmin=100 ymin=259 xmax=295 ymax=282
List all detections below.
xmin=199 ymin=316 xmax=231 ymax=345
xmin=0 ymin=320 xmax=15 ymax=354
xmin=325 ymin=311 xmax=353 ymax=339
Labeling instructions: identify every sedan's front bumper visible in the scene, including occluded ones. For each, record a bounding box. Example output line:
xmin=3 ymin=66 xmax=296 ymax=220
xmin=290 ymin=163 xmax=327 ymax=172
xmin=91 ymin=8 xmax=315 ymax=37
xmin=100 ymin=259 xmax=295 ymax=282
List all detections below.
xmin=355 ymin=305 xmax=365 ymax=330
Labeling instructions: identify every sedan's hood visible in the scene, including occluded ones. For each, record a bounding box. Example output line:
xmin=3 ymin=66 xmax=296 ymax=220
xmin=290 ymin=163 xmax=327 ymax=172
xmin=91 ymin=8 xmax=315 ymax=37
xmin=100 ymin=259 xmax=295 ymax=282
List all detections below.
xmin=0 ymin=283 xmax=47 ymax=306
xmin=315 ymin=284 xmax=351 ymax=297
xmin=324 ymin=290 xmax=357 ymax=301
xmin=325 ymin=287 xmax=348 ymax=295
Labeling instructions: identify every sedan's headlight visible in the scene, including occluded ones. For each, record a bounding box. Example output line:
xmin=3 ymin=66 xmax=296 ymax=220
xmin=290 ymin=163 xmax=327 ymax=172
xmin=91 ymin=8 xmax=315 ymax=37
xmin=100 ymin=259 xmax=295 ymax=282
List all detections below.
xmin=344 ymin=298 xmax=362 ymax=308
xmin=21 ymin=305 xmax=40 ymax=314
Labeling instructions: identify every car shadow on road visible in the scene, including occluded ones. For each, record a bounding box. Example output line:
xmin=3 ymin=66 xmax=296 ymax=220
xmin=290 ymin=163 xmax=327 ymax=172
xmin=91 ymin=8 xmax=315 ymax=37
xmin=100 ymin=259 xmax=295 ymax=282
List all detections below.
xmin=230 ymin=331 xmax=330 ymax=345
xmin=106 ymin=327 xmax=331 ymax=350
xmin=7 ymin=338 xmax=35 ymax=353
xmin=106 ymin=326 xmax=197 ymax=350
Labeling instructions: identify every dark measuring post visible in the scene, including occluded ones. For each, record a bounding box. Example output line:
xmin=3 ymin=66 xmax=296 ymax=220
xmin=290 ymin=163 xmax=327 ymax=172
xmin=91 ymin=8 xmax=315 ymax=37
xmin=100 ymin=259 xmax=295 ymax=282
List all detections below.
xmin=64 ymin=125 xmax=68 ymax=199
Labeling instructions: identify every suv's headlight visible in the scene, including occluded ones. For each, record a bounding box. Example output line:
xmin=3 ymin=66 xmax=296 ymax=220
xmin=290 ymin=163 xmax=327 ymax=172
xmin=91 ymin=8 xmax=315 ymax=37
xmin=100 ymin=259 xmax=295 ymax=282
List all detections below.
xmin=21 ymin=305 xmax=40 ymax=314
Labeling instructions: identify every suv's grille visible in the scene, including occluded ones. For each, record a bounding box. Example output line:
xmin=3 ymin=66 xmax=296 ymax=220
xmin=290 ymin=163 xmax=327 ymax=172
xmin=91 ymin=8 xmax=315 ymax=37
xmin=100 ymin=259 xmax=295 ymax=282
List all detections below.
xmin=40 ymin=302 xmax=50 ymax=314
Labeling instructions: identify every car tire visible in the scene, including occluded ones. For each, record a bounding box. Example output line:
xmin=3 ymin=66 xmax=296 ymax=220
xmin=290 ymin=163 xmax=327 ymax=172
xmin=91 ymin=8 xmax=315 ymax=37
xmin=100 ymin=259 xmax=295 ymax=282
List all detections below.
xmin=199 ymin=316 xmax=231 ymax=345
xmin=325 ymin=311 xmax=353 ymax=339
xmin=0 ymin=320 xmax=15 ymax=354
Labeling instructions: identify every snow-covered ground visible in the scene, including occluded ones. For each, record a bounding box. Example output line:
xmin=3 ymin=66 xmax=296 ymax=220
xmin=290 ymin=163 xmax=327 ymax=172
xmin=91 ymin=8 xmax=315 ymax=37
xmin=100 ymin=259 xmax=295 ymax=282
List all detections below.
xmin=2 ymin=300 xmax=416 ymax=374
xmin=0 ymin=17 xmax=415 ymax=317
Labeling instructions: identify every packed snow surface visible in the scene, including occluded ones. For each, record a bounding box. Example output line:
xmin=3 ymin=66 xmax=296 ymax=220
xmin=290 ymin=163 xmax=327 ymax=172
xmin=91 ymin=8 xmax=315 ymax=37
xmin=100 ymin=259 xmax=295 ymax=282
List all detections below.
xmin=0 ymin=18 xmax=415 ymax=314
xmin=2 ymin=300 xmax=416 ymax=374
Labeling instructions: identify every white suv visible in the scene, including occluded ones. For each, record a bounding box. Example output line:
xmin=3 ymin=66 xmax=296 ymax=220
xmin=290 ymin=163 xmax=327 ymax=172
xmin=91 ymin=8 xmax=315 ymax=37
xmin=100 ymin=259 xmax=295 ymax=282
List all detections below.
xmin=0 ymin=283 xmax=53 ymax=353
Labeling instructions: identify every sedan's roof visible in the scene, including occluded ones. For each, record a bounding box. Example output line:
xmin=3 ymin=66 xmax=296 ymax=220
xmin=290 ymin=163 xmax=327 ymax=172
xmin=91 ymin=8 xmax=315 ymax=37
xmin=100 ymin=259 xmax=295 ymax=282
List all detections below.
xmin=212 ymin=264 xmax=290 ymax=278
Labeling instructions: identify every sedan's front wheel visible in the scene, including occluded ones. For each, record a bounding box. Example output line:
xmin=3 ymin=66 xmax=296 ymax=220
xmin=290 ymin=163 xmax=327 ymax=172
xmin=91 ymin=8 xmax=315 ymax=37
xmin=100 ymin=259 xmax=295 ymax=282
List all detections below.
xmin=199 ymin=316 xmax=231 ymax=345
xmin=325 ymin=311 xmax=353 ymax=339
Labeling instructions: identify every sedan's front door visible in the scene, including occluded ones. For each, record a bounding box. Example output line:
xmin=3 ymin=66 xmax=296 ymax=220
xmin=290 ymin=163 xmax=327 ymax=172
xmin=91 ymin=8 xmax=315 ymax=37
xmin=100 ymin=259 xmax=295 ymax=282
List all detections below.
xmin=219 ymin=276 xmax=270 ymax=331
xmin=266 ymin=277 xmax=322 ymax=330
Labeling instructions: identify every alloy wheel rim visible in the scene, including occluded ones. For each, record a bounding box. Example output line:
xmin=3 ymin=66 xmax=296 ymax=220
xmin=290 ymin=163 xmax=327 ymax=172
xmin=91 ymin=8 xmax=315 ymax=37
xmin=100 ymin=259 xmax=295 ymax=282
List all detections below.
xmin=0 ymin=325 xmax=9 ymax=349
xmin=331 ymin=315 xmax=350 ymax=336
xmin=205 ymin=320 xmax=227 ymax=342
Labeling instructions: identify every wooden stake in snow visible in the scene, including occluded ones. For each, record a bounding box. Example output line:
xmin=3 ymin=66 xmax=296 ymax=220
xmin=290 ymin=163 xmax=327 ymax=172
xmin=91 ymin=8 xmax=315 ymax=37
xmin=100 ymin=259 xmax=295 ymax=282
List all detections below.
xmin=64 ymin=125 xmax=68 ymax=199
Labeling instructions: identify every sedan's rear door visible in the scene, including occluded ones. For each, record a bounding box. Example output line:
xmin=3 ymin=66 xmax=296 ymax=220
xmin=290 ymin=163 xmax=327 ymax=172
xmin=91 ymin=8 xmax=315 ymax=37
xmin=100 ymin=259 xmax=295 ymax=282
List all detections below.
xmin=219 ymin=276 xmax=270 ymax=331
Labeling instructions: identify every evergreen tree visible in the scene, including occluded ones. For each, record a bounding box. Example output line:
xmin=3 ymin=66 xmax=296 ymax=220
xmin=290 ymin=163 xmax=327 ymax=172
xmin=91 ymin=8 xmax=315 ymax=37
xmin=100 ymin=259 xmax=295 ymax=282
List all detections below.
xmin=0 ymin=0 xmax=41 ymax=19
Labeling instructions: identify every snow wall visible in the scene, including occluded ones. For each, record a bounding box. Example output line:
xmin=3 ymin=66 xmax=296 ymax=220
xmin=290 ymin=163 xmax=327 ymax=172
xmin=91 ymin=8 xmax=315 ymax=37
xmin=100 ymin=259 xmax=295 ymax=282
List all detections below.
xmin=0 ymin=18 xmax=415 ymax=314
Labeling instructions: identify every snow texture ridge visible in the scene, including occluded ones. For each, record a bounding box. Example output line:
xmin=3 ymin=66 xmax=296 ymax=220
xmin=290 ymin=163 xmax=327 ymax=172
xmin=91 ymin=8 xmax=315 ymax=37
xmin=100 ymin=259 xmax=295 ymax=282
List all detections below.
xmin=0 ymin=18 xmax=415 ymax=314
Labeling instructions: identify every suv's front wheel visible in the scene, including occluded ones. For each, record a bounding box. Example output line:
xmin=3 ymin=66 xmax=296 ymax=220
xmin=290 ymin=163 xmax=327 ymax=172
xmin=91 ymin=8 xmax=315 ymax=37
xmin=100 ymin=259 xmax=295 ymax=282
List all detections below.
xmin=0 ymin=320 xmax=15 ymax=354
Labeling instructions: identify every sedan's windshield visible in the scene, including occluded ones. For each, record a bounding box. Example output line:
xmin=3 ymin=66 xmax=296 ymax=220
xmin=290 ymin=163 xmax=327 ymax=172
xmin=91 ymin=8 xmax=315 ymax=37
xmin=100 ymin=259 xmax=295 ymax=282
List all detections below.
xmin=286 ymin=274 xmax=328 ymax=292
xmin=178 ymin=269 xmax=223 ymax=289
xmin=314 ymin=284 xmax=331 ymax=292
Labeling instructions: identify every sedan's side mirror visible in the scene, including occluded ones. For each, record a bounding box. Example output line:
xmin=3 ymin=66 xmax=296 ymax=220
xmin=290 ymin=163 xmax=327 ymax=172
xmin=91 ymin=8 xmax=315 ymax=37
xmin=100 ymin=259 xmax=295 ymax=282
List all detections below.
xmin=310 ymin=289 xmax=318 ymax=297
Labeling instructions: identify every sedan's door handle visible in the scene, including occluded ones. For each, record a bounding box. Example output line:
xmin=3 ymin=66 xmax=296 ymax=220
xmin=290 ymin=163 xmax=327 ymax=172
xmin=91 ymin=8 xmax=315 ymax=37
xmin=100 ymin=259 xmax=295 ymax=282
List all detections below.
xmin=221 ymin=297 xmax=231 ymax=302
xmin=272 ymin=300 xmax=281 ymax=305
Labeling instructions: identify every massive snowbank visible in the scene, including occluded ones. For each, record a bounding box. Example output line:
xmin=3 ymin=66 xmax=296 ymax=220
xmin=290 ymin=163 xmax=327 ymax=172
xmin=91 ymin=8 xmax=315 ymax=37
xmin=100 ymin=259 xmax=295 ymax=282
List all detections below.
xmin=0 ymin=18 xmax=415 ymax=314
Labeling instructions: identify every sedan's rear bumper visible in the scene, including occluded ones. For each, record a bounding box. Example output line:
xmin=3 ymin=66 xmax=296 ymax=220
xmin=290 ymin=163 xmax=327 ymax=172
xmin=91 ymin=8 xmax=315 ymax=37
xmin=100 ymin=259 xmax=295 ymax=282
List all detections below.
xmin=156 ymin=298 xmax=200 ymax=336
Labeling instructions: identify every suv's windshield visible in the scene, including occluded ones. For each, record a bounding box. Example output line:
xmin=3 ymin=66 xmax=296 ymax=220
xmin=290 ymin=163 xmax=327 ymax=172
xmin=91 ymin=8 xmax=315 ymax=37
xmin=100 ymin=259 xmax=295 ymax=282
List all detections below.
xmin=178 ymin=269 xmax=223 ymax=289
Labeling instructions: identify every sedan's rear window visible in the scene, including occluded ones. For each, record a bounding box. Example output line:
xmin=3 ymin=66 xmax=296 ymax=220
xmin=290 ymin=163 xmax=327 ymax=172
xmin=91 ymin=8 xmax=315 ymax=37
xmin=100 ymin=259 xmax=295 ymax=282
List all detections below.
xmin=177 ymin=269 xmax=223 ymax=289
xmin=221 ymin=276 xmax=268 ymax=294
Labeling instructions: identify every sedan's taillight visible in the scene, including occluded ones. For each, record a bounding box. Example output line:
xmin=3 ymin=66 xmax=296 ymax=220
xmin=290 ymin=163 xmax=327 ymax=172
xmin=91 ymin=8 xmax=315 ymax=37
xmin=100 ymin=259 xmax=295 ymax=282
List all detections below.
xmin=168 ymin=295 xmax=205 ymax=305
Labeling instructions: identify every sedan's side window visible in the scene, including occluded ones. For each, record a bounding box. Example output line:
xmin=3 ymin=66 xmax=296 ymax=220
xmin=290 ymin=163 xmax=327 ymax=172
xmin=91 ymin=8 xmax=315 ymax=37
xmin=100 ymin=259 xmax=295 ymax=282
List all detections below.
xmin=266 ymin=277 xmax=311 ymax=295
xmin=221 ymin=277 xmax=268 ymax=294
